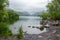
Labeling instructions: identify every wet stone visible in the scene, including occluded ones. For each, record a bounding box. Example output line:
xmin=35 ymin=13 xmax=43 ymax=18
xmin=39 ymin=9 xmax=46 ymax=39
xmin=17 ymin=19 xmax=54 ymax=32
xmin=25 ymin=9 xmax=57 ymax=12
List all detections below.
xmin=32 ymin=26 xmax=35 ymax=28
xmin=28 ymin=26 xmax=31 ymax=27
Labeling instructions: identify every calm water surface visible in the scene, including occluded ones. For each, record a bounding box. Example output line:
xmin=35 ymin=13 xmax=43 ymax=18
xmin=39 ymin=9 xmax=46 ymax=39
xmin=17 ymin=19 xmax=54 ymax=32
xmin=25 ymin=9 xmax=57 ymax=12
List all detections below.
xmin=10 ymin=16 xmax=47 ymax=34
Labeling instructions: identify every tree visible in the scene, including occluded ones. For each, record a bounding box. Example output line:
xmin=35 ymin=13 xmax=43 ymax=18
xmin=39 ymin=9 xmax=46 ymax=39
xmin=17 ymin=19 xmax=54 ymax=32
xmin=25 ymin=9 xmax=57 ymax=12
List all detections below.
xmin=7 ymin=9 xmax=19 ymax=24
xmin=47 ymin=0 xmax=60 ymax=13
xmin=38 ymin=12 xmax=50 ymax=20
xmin=39 ymin=0 xmax=60 ymax=20
xmin=0 ymin=0 xmax=9 ymax=10
xmin=0 ymin=0 xmax=19 ymax=23
xmin=47 ymin=0 xmax=60 ymax=20
xmin=0 ymin=0 xmax=9 ymax=22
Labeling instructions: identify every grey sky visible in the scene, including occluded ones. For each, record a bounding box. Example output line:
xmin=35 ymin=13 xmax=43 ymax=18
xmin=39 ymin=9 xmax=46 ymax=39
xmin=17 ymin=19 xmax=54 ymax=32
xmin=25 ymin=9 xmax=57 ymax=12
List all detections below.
xmin=9 ymin=0 xmax=51 ymax=14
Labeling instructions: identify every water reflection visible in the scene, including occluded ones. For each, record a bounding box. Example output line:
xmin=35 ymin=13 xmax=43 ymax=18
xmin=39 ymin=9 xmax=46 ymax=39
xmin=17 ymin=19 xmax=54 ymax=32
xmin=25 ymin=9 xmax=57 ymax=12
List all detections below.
xmin=10 ymin=16 xmax=47 ymax=34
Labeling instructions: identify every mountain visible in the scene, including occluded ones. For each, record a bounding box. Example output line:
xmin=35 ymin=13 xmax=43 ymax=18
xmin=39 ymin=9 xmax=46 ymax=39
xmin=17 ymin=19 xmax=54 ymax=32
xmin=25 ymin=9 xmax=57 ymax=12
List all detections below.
xmin=16 ymin=9 xmax=45 ymax=16
xmin=31 ymin=9 xmax=45 ymax=16
xmin=17 ymin=11 xmax=30 ymax=16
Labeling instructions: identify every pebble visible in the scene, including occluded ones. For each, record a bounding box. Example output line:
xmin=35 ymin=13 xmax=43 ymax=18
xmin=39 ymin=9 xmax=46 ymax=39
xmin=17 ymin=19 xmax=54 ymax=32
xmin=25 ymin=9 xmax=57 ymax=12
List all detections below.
xmin=38 ymin=36 xmax=42 ymax=38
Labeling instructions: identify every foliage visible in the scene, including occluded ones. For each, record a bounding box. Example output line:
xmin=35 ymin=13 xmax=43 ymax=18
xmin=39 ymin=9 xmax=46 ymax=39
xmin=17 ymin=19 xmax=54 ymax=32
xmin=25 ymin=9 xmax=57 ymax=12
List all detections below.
xmin=0 ymin=9 xmax=8 ymax=22
xmin=0 ymin=9 xmax=19 ymax=24
xmin=0 ymin=22 xmax=12 ymax=37
xmin=49 ymin=12 xmax=60 ymax=20
xmin=47 ymin=0 xmax=60 ymax=20
xmin=7 ymin=9 xmax=19 ymax=24
xmin=0 ymin=0 xmax=19 ymax=37
xmin=39 ymin=0 xmax=60 ymax=20
xmin=0 ymin=0 xmax=9 ymax=10
xmin=47 ymin=0 xmax=60 ymax=13
xmin=0 ymin=0 xmax=19 ymax=24
xmin=0 ymin=0 xmax=9 ymax=22
xmin=17 ymin=26 xmax=24 ymax=38
xmin=38 ymin=12 xmax=50 ymax=20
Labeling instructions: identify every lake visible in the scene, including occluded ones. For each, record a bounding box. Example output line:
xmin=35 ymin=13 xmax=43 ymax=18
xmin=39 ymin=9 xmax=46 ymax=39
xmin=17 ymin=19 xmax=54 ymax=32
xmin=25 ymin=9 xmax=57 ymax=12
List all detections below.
xmin=9 ymin=16 xmax=47 ymax=34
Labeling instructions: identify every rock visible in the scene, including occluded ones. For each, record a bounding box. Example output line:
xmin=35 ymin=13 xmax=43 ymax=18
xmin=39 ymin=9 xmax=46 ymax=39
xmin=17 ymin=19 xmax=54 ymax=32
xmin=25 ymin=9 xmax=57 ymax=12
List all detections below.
xmin=36 ymin=27 xmax=40 ymax=29
xmin=40 ymin=27 xmax=44 ymax=31
xmin=44 ymin=26 xmax=49 ymax=28
xmin=32 ymin=26 xmax=35 ymax=28
xmin=38 ymin=36 xmax=42 ymax=38
xmin=28 ymin=26 xmax=31 ymax=27
xmin=36 ymin=27 xmax=44 ymax=31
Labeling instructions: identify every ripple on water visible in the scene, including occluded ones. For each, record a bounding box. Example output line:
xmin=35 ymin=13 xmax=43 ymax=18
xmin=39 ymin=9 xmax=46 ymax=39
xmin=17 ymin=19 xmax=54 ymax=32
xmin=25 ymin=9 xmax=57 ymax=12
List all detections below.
xmin=9 ymin=16 xmax=47 ymax=34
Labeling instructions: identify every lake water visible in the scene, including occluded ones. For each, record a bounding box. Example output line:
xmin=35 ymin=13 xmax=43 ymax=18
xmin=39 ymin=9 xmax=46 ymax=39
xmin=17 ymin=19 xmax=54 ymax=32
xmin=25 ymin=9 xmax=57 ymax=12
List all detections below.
xmin=9 ymin=16 xmax=47 ymax=34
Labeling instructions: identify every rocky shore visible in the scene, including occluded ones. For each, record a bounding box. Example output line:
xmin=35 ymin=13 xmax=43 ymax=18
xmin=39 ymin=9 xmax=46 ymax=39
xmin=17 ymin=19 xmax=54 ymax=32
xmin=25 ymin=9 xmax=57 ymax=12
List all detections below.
xmin=0 ymin=26 xmax=60 ymax=40
xmin=0 ymin=20 xmax=60 ymax=40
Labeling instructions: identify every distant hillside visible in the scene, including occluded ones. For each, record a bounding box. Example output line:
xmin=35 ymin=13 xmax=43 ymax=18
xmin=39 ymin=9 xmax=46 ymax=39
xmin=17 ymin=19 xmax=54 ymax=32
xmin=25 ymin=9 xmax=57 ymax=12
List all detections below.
xmin=32 ymin=12 xmax=40 ymax=16
xmin=17 ymin=12 xmax=40 ymax=16
xmin=31 ymin=9 xmax=45 ymax=16
xmin=17 ymin=12 xmax=30 ymax=16
xmin=16 ymin=9 xmax=45 ymax=16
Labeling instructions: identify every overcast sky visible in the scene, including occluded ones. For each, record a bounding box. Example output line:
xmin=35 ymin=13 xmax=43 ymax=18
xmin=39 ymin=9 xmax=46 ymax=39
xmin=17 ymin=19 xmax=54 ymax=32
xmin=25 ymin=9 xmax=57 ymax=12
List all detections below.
xmin=9 ymin=0 xmax=51 ymax=14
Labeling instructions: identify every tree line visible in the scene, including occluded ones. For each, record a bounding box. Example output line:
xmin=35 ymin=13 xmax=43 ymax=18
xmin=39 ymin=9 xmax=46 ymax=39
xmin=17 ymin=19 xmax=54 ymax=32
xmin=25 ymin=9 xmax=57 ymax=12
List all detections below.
xmin=39 ymin=0 xmax=60 ymax=20
xmin=0 ymin=0 xmax=19 ymax=37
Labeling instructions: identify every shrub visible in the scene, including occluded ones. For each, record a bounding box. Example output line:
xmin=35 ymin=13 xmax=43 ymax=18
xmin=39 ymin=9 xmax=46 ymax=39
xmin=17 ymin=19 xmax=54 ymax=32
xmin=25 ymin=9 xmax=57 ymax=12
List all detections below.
xmin=39 ymin=12 xmax=60 ymax=20
xmin=50 ymin=12 xmax=60 ymax=20
xmin=7 ymin=9 xmax=19 ymax=24
xmin=0 ymin=9 xmax=19 ymax=24
xmin=38 ymin=12 xmax=50 ymax=20
xmin=0 ymin=22 xmax=12 ymax=37
xmin=17 ymin=26 xmax=24 ymax=38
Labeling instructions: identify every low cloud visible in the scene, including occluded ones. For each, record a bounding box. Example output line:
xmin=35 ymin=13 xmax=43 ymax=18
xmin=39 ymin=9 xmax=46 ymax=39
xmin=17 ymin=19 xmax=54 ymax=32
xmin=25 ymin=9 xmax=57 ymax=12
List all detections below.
xmin=9 ymin=0 xmax=50 ymax=14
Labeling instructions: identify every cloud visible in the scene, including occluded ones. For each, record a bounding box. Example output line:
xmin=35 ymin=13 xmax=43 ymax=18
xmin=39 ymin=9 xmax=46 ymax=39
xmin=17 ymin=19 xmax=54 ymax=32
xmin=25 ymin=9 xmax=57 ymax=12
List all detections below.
xmin=9 ymin=0 xmax=50 ymax=14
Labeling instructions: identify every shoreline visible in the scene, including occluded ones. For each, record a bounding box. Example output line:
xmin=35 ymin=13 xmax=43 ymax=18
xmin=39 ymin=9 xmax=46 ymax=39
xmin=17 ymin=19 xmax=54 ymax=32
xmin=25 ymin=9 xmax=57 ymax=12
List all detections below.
xmin=0 ymin=26 xmax=58 ymax=40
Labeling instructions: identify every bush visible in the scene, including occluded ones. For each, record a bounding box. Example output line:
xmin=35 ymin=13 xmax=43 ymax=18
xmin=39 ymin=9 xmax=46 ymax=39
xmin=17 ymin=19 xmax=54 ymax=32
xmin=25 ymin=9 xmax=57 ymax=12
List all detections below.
xmin=0 ymin=9 xmax=19 ymax=24
xmin=0 ymin=10 xmax=9 ymax=22
xmin=38 ymin=12 xmax=50 ymax=20
xmin=17 ymin=26 xmax=24 ymax=38
xmin=7 ymin=9 xmax=19 ymax=24
xmin=39 ymin=12 xmax=60 ymax=20
xmin=0 ymin=22 xmax=12 ymax=37
xmin=50 ymin=12 xmax=60 ymax=20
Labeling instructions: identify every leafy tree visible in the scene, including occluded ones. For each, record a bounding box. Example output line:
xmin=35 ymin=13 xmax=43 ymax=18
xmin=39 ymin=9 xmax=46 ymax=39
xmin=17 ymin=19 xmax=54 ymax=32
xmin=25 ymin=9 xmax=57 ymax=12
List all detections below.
xmin=0 ymin=22 xmax=12 ymax=37
xmin=7 ymin=9 xmax=19 ymax=24
xmin=0 ymin=0 xmax=9 ymax=22
xmin=47 ymin=0 xmax=60 ymax=20
xmin=38 ymin=12 xmax=50 ymax=20
xmin=39 ymin=0 xmax=60 ymax=20
xmin=0 ymin=0 xmax=9 ymax=10
xmin=0 ymin=10 xmax=8 ymax=22
xmin=0 ymin=0 xmax=19 ymax=37
xmin=0 ymin=0 xmax=19 ymax=23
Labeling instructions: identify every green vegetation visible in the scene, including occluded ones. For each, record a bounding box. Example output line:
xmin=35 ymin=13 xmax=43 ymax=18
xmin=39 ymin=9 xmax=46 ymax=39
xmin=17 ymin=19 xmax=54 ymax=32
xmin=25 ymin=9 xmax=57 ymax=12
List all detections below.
xmin=0 ymin=0 xmax=19 ymax=37
xmin=17 ymin=26 xmax=24 ymax=38
xmin=0 ymin=9 xmax=19 ymax=24
xmin=39 ymin=1 xmax=60 ymax=40
xmin=39 ymin=0 xmax=60 ymax=20
xmin=0 ymin=22 xmax=12 ymax=37
xmin=7 ymin=9 xmax=19 ymax=24
xmin=38 ymin=12 xmax=50 ymax=20
xmin=0 ymin=0 xmax=9 ymax=10
xmin=0 ymin=0 xmax=19 ymax=23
